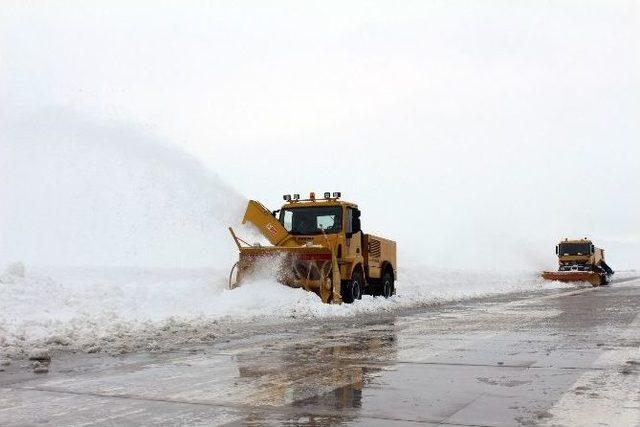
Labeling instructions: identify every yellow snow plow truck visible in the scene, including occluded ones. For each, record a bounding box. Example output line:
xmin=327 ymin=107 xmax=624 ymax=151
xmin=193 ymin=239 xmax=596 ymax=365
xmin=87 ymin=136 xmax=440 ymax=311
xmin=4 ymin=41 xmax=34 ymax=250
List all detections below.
xmin=542 ymin=238 xmax=614 ymax=286
xmin=228 ymin=192 xmax=396 ymax=304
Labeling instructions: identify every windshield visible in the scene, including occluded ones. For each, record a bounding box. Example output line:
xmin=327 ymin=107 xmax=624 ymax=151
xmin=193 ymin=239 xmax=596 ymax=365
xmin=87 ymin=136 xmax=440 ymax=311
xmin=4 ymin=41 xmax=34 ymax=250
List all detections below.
xmin=279 ymin=206 xmax=342 ymax=235
xmin=558 ymin=243 xmax=592 ymax=256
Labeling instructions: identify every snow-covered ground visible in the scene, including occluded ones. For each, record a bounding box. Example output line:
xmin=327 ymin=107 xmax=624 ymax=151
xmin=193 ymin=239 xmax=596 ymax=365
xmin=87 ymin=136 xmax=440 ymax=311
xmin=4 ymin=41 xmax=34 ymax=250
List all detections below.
xmin=2 ymin=262 xmax=617 ymax=359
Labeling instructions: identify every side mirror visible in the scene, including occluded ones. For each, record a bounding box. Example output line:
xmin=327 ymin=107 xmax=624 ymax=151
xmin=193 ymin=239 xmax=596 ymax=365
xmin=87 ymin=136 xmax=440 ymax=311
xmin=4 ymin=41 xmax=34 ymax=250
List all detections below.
xmin=345 ymin=209 xmax=361 ymax=239
xmin=353 ymin=209 xmax=362 ymax=233
xmin=555 ymin=245 xmax=558 ymax=255
xmin=353 ymin=217 xmax=361 ymax=234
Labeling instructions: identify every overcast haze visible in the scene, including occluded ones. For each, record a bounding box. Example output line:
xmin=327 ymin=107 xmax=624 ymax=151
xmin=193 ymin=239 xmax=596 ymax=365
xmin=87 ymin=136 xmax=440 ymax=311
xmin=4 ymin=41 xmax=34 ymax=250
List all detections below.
xmin=1 ymin=1 xmax=638 ymax=270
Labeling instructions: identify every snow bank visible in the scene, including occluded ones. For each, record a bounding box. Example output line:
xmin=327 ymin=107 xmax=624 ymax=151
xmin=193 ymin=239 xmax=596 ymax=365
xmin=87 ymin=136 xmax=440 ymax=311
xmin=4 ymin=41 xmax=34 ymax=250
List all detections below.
xmin=0 ymin=262 xmax=25 ymax=284
xmin=0 ymin=264 xmax=602 ymax=358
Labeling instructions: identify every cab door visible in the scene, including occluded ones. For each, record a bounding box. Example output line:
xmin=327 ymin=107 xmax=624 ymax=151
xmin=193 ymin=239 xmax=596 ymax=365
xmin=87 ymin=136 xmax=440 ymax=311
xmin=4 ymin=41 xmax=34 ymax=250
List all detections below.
xmin=344 ymin=207 xmax=363 ymax=263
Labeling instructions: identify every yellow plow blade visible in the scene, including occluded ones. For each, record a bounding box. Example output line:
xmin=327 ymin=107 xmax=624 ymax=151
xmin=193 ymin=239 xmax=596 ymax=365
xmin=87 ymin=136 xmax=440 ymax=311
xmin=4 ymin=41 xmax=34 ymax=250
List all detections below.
xmin=541 ymin=271 xmax=602 ymax=286
xmin=229 ymin=243 xmax=342 ymax=304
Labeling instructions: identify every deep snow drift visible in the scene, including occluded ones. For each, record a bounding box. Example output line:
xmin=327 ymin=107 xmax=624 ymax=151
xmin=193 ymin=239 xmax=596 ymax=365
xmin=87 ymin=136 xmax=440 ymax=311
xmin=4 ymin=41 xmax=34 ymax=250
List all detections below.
xmin=0 ymin=263 xmax=588 ymax=358
xmin=0 ymin=109 xmax=246 ymax=268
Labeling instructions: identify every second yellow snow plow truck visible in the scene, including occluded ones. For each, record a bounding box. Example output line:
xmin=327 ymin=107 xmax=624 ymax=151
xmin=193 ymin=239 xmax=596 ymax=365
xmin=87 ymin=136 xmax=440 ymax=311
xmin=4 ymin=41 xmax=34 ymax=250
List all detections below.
xmin=228 ymin=192 xmax=396 ymax=304
xmin=542 ymin=238 xmax=614 ymax=286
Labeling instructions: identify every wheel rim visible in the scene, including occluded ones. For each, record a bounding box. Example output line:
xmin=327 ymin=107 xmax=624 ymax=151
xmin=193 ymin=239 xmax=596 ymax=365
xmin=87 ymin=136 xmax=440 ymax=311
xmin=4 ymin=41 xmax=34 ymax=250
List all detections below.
xmin=383 ymin=280 xmax=391 ymax=298
xmin=352 ymin=281 xmax=361 ymax=300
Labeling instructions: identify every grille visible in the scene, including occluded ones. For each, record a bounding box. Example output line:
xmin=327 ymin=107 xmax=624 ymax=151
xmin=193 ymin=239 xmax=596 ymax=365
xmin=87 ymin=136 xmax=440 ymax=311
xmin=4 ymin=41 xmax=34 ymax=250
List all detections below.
xmin=369 ymin=239 xmax=381 ymax=258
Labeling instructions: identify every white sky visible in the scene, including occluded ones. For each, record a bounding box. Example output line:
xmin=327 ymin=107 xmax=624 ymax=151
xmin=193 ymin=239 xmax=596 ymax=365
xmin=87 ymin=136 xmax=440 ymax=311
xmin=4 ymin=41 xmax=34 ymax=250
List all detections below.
xmin=1 ymin=1 xmax=639 ymax=269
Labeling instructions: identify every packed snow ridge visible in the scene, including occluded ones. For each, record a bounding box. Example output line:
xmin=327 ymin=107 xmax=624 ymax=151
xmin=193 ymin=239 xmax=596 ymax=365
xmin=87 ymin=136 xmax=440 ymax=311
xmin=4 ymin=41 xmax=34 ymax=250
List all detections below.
xmin=0 ymin=263 xmax=584 ymax=359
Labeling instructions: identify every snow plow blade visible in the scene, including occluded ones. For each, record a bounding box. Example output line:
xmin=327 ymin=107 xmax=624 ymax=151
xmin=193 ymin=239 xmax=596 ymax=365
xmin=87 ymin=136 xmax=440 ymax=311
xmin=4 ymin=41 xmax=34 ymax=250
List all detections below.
xmin=541 ymin=270 xmax=604 ymax=286
xmin=228 ymin=229 xmax=342 ymax=303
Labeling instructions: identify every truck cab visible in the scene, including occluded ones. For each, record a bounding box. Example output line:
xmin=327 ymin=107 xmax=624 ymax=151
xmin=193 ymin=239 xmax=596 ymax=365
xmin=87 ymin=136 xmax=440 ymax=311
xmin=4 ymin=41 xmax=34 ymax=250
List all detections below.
xmin=556 ymin=239 xmax=596 ymax=271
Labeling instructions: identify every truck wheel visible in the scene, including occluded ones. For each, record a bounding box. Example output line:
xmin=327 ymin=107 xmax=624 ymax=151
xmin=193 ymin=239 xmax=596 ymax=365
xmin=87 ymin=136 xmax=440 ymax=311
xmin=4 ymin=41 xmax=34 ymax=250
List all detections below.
xmin=342 ymin=270 xmax=363 ymax=304
xmin=382 ymin=271 xmax=394 ymax=298
xmin=353 ymin=269 xmax=363 ymax=300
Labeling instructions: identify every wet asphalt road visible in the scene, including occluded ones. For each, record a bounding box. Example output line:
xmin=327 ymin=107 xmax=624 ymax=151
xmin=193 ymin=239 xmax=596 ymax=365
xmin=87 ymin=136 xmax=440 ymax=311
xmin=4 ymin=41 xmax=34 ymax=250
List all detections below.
xmin=2 ymin=277 xmax=640 ymax=426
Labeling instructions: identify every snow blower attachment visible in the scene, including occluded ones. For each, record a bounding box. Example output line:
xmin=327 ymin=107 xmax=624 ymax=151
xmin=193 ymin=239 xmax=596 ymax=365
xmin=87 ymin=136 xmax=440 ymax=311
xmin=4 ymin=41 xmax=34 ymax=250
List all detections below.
xmin=228 ymin=194 xmax=397 ymax=304
xmin=541 ymin=238 xmax=614 ymax=286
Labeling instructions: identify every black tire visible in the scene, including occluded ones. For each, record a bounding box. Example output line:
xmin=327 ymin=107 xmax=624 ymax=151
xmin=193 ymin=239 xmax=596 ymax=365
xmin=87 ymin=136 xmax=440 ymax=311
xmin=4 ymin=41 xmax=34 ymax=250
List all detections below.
xmin=382 ymin=270 xmax=394 ymax=298
xmin=342 ymin=269 xmax=363 ymax=304
xmin=601 ymin=275 xmax=611 ymax=286
xmin=353 ymin=269 xmax=363 ymax=300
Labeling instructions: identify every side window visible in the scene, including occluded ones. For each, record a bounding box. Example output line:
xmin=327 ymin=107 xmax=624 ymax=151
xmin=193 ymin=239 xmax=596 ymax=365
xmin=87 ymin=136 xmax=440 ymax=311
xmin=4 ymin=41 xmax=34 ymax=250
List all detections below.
xmin=282 ymin=210 xmax=293 ymax=232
